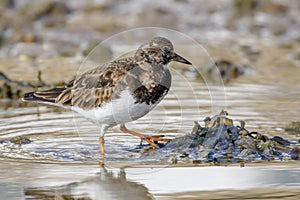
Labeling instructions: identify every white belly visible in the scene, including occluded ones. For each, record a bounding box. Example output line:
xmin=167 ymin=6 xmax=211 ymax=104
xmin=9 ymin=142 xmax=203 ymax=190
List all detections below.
xmin=71 ymin=89 xmax=156 ymax=127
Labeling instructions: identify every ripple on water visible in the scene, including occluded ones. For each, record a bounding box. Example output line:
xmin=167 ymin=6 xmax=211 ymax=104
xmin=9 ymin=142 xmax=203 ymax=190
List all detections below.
xmin=0 ymin=75 xmax=300 ymax=164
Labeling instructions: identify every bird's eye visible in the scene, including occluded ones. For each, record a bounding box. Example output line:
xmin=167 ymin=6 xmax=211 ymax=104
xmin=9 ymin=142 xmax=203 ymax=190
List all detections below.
xmin=162 ymin=46 xmax=170 ymax=52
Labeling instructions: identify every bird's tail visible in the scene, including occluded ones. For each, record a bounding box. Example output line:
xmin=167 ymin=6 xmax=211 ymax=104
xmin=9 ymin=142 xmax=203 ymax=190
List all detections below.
xmin=23 ymin=88 xmax=65 ymax=103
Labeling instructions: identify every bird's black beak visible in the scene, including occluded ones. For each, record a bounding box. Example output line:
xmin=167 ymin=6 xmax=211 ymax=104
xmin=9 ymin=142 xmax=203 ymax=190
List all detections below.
xmin=172 ymin=53 xmax=192 ymax=65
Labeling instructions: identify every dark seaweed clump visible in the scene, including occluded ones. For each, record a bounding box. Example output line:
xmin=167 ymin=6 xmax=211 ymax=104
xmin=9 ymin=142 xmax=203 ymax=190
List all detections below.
xmin=0 ymin=71 xmax=66 ymax=100
xmin=144 ymin=110 xmax=299 ymax=164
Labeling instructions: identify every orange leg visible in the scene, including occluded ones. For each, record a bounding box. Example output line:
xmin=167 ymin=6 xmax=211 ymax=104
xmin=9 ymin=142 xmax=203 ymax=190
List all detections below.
xmin=120 ymin=124 xmax=170 ymax=147
xmin=99 ymin=136 xmax=105 ymax=157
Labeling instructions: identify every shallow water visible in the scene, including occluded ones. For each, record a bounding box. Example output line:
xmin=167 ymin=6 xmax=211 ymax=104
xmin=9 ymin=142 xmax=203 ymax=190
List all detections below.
xmin=1 ymin=72 xmax=299 ymax=163
xmin=17 ymin=165 xmax=300 ymax=199
xmin=0 ymin=70 xmax=299 ymax=199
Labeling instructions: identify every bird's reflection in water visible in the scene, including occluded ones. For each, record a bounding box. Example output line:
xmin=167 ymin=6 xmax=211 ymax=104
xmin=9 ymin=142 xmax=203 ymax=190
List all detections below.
xmin=24 ymin=167 xmax=153 ymax=200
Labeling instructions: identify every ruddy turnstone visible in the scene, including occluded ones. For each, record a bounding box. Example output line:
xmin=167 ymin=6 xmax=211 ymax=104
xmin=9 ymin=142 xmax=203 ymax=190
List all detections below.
xmin=23 ymin=37 xmax=192 ymax=156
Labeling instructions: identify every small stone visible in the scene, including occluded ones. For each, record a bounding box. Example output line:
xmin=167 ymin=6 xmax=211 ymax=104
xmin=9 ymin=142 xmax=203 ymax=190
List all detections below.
xmin=290 ymin=147 xmax=299 ymax=160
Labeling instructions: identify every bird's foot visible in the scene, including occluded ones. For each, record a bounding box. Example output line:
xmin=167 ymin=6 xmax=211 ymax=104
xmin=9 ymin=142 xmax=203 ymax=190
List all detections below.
xmin=120 ymin=124 xmax=170 ymax=148
xmin=98 ymin=161 xmax=105 ymax=167
xmin=140 ymin=135 xmax=170 ymax=147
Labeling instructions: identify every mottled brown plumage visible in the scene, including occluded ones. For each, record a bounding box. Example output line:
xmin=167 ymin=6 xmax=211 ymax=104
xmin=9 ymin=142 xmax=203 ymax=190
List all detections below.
xmin=23 ymin=37 xmax=192 ymax=156
xmin=25 ymin=37 xmax=189 ymax=110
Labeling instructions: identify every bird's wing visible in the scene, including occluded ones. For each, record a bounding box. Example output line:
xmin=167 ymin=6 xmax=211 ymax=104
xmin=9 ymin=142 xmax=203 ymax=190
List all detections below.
xmin=25 ymin=57 xmax=137 ymax=110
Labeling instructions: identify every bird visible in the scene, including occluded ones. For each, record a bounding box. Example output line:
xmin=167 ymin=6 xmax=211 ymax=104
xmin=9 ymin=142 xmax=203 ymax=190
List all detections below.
xmin=23 ymin=37 xmax=192 ymax=157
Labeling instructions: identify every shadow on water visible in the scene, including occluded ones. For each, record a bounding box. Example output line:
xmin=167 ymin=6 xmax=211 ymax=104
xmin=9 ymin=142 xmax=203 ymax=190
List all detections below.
xmin=20 ymin=165 xmax=300 ymax=200
xmin=24 ymin=167 xmax=153 ymax=200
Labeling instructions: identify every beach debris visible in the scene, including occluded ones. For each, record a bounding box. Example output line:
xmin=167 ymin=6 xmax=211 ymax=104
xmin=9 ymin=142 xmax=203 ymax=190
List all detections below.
xmin=0 ymin=136 xmax=32 ymax=145
xmin=143 ymin=110 xmax=299 ymax=163
xmin=0 ymin=71 xmax=66 ymax=100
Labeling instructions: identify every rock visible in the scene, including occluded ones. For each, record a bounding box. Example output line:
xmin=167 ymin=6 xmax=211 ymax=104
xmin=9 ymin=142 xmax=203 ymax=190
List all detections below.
xmin=144 ymin=110 xmax=299 ymax=164
xmin=195 ymin=60 xmax=257 ymax=83
xmin=204 ymin=110 xmax=233 ymax=128
xmin=207 ymin=60 xmax=256 ymax=83
xmin=290 ymin=147 xmax=299 ymax=160
xmin=0 ymin=136 xmax=32 ymax=145
xmin=0 ymin=71 xmax=66 ymax=100
xmin=271 ymin=136 xmax=291 ymax=146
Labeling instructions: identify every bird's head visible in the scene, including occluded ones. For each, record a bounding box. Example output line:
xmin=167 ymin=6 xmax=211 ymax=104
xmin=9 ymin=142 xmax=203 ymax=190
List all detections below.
xmin=135 ymin=37 xmax=192 ymax=66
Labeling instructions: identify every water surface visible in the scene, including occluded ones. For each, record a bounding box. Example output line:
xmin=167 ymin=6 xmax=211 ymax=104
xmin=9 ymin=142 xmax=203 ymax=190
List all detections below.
xmin=1 ymin=71 xmax=299 ymax=199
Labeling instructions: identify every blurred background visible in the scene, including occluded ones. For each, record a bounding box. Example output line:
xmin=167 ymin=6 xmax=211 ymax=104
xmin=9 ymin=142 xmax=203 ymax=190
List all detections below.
xmin=0 ymin=1 xmax=299 ymax=199
xmin=0 ymin=0 xmax=299 ymax=83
